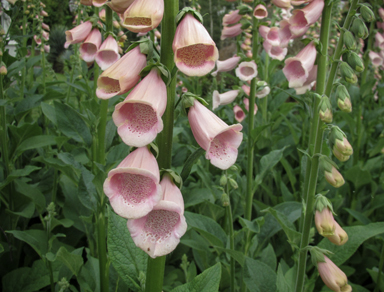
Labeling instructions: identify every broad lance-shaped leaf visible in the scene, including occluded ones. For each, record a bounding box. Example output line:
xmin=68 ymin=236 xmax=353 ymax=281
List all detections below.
xmin=14 ymin=179 xmax=46 ymax=213
xmin=318 ymin=222 xmax=384 ymax=265
xmin=180 ymin=148 xmax=205 ymax=182
xmin=0 ymin=165 xmax=41 ymax=191
xmin=244 ymin=257 xmax=277 ymax=292
xmin=46 ymin=246 xmax=84 ymax=277
xmin=171 ymin=262 xmax=221 ymax=292
xmin=276 ymin=263 xmax=294 ymax=292
xmin=107 ymin=206 xmax=147 ymax=290
xmin=6 ymin=230 xmax=48 ymax=258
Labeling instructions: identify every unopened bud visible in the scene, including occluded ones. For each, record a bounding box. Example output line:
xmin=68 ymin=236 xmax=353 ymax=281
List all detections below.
xmin=0 ymin=65 xmax=7 ymax=75
xmin=339 ymin=62 xmax=357 ymax=84
xmin=229 ymin=178 xmax=238 ymax=189
xmin=326 ymin=221 xmax=348 ymax=245
xmin=350 ymin=17 xmax=369 ymax=39
xmin=333 ymin=147 xmax=350 ymax=162
xmin=360 ymin=5 xmax=375 ymax=23
xmin=342 ymin=51 xmax=364 ymax=72
xmin=343 ymin=31 xmax=356 ymax=50
xmin=240 ymin=20 xmax=252 ymax=30
xmin=315 ymin=206 xmax=336 ymax=236
xmin=25 ymin=10 xmax=30 ymax=14
xmin=318 ymin=95 xmax=333 ymax=123
xmin=329 ymin=126 xmax=353 ymax=156
xmin=336 ymin=85 xmax=352 ymax=113
xmin=237 ymin=4 xmax=253 ymax=15
xmin=229 ymin=165 xmax=238 ymax=171
xmin=319 ymin=156 xmax=345 ymax=188
xmin=221 ymin=193 xmax=230 ymax=207
xmin=220 ymin=175 xmax=227 ymax=186
xmin=0 ymin=50 xmax=2 ymax=56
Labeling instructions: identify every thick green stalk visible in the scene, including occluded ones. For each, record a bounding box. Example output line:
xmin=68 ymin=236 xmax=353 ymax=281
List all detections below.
xmin=225 ymin=172 xmax=235 ymax=292
xmin=20 ymin=0 xmax=27 ymax=98
xmin=295 ymin=3 xmax=333 ymax=292
xmin=145 ymin=0 xmax=178 ymax=291
xmin=41 ymin=45 xmax=46 ymax=94
xmin=374 ymin=243 xmax=384 ymax=292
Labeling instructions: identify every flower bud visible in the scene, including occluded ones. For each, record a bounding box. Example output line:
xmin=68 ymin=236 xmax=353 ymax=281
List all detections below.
xmin=343 ymin=30 xmax=356 ymax=50
xmin=220 ymin=174 xmax=228 ymax=186
xmin=318 ymin=95 xmax=333 ymax=123
xmin=326 ymin=221 xmax=348 ymax=245
xmin=333 ymin=147 xmax=350 ymax=162
xmin=0 ymin=65 xmax=7 ymax=75
xmin=360 ymin=5 xmax=375 ymax=23
xmin=317 ymin=256 xmax=352 ymax=292
xmin=350 ymin=17 xmax=369 ymax=39
xmin=329 ymin=126 xmax=353 ymax=156
xmin=335 ymin=84 xmax=352 ymax=113
xmin=237 ymin=4 xmax=253 ymax=15
xmin=221 ymin=193 xmax=230 ymax=207
xmin=229 ymin=178 xmax=238 ymax=189
xmin=339 ymin=62 xmax=357 ymax=84
xmin=320 ymin=156 xmax=345 ymax=188
xmin=342 ymin=51 xmax=364 ymax=72
xmin=315 ymin=207 xmax=336 ymax=236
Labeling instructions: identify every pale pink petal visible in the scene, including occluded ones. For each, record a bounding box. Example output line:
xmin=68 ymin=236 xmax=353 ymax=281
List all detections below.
xmin=96 ymin=35 xmax=121 ymax=70
xmin=234 ymin=105 xmax=245 ymax=122
xmin=369 ymin=51 xmax=383 ymax=67
xmin=272 ymin=0 xmax=292 ymax=9
xmin=212 ymin=90 xmax=239 ymax=110
xmin=108 ymin=0 xmax=136 ymax=14
xmin=293 ymin=65 xmax=317 ymax=95
xmin=235 ymin=61 xmax=258 ymax=81
xmin=65 ymin=21 xmax=92 ymax=45
xmin=80 ymin=28 xmax=102 ymax=62
xmin=254 ymin=4 xmax=268 ymax=19
xmin=259 ymin=25 xmax=270 ymax=39
xmin=221 ymin=23 xmax=243 ymax=40
xmin=244 ymin=98 xmax=258 ymax=115
xmin=223 ymin=10 xmax=242 ymax=26
xmin=289 ymin=0 xmax=324 ymax=38
xmin=263 ymin=40 xmax=288 ymax=61
xmin=211 ymin=55 xmax=241 ymax=76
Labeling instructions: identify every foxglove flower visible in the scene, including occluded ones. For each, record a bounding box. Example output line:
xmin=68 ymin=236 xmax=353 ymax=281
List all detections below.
xmin=173 ymin=13 xmax=219 ymax=76
xmin=236 ymin=61 xmax=258 ymax=81
xmin=112 ymin=68 xmax=167 ymax=147
xmin=122 ymin=0 xmax=164 ymax=33
xmin=317 ymin=256 xmax=352 ymax=292
xmin=326 ymin=221 xmax=348 ymax=246
xmin=283 ymin=42 xmax=316 ymax=88
xmin=108 ymin=0 xmax=136 ymax=14
xmin=259 ymin=26 xmax=281 ymax=46
xmin=369 ymin=51 xmax=383 ymax=67
xmin=93 ymin=0 xmax=108 ymax=7
xmin=65 ymin=21 xmax=92 ymax=48
xmin=244 ymin=98 xmax=258 ymax=115
xmin=315 ymin=207 xmax=336 ymax=236
xmin=263 ymin=40 xmax=288 ymax=61
xmin=104 ymin=147 xmax=162 ymax=219
xmin=188 ymin=100 xmax=243 ymax=170
xmin=223 ymin=10 xmax=242 ymax=26
xmin=95 ymin=35 xmax=120 ymax=70
xmin=212 ymin=90 xmax=239 ymax=110
xmin=80 ymin=28 xmax=102 ymax=62
xmin=221 ymin=23 xmax=243 ymax=40
xmin=96 ymin=46 xmax=147 ymax=99
xmin=127 ymin=175 xmax=187 ymax=258
xmin=272 ymin=0 xmax=292 ymax=9
xmin=211 ymin=55 xmax=241 ymax=76
xmin=289 ymin=0 xmax=324 ymax=38
xmin=254 ymin=4 xmax=268 ymax=19
xmin=42 ymin=23 xmax=50 ymax=31
xmin=375 ymin=32 xmax=384 ymax=50
xmin=255 ymin=81 xmax=270 ymax=98
xmin=234 ymin=105 xmax=245 ymax=122
xmin=293 ymin=65 xmax=317 ymax=95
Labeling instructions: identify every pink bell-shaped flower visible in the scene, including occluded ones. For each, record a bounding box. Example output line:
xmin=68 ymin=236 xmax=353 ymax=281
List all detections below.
xmin=317 ymin=256 xmax=352 ymax=292
xmin=112 ymin=68 xmax=167 ymax=147
xmin=211 ymin=55 xmax=241 ymax=76
xmin=272 ymin=0 xmax=292 ymax=9
xmin=263 ymin=40 xmax=288 ymax=61
xmin=80 ymin=28 xmax=102 ymax=62
xmin=325 ymin=221 xmax=348 ymax=246
xmin=234 ymin=105 xmax=245 ymax=122
xmin=108 ymin=0 xmax=136 ymax=14
xmin=283 ymin=42 xmax=317 ymax=88
xmin=127 ymin=175 xmax=187 ymax=258
xmin=42 ymin=23 xmax=50 ymax=31
xmin=375 ymin=32 xmax=384 ymax=50
xmin=289 ymin=0 xmax=324 ymax=38
xmin=293 ymin=65 xmax=317 ymax=95
xmin=96 ymin=46 xmax=147 ymax=99
xmin=243 ymin=98 xmax=258 ymax=115
xmin=259 ymin=26 xmax=281 ymax=46
xmin=173 ymin=13 xmax=219 ymax=76
xmin=188 ymin=100 xmax=243 ymax=170
xmin=95 ymin=35 xmax=120 ymax=70
xmin=220 ymin=23 xmax=243 ymax=40
xmin=236 ymin=61 xmax=258 ymax=81
xmin=65 ymin=21 xmax=93 ymax=47
xmin=254 ymin=4 xmax=268 ymax=20
xmin=122 ymin=0 xmax=164 ymax=33
xmin=222 ymin=10 xmax=242 ymax=26
xmin=212 ymin=90 xmax=239 ymax=110
xmin=103 ymin=147 xmax=162 ymax=219
xmin=315 ymin=207 xmax=336 ymax=236
xmin=93 ymin=0 xmax=108 ymax=7
xmin=369 ymin=51 xmax=383 ymax=67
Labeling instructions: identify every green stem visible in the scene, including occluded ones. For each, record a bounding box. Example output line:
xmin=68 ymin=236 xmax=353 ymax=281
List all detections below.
xmin=225 ymin=172 xmax=235 ymax=292
xmin=262 ymin=53 xmax=269 ymax=125
xmin=375 ymin=243 xmax=384 ymax=292
xmin=295 ymin=3 xmax=333 ymax=292
xmin=145 ymin=0 xmax=178 ymax=291
xmin=97 ymin=204 xmax=108 ymax=292
xmin=41 ymin=46 xmax=46 ymax=94
xmin=20 ymin=0 xmax=27 ymax=98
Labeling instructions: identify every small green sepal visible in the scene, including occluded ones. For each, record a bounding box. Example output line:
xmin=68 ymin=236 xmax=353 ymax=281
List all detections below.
xmin=176 ymin=7 xmax=204 ymax=24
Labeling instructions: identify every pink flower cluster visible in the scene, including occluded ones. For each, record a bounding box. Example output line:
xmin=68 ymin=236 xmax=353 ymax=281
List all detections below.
xmin=221 ymin=10 xmax=243 ymax=40
xmin=32 ymin=4 xmax=50 ymax=53
xmin=369 ymin=13 xmax=384 ymax=68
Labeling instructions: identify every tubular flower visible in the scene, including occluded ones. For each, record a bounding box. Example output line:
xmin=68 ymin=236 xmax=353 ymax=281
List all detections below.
xmin=112 ymin=68 xmax=167 ymax=147
xmin=95 ymin=35 xmax=120 ymax=70
xmin=255 ymin=81 xmax=270 ymax=98
xmin=293 ymin=65 xmax=317 ymax=95
xmin=283 ymin=42 xmax=317 ymax=88
xmin=122 ymin=0 xmax=164 ymax=33
xmin=127 ymin=175 xmax=187 ymax=258
xmin=236 ymin=61 xmax=258 ymax=81
xmin=254 ymin=4 xmax=268 ymax=19
xmin=92 ymin=0 xmax=108 ymax=7
xmin=221 ymin=23 xmax=243 ymax=40
xmin=173 ymin=13 xmax=219 ymax=76
xmin=244 ymin=98 xmax=258 ymax=115
xmin=369 ymin=51 xmax=383 ymax=67
xmin=272 ymin=0 xmax=292 ymax=9
xmin=289 ymin=0 xmax=324 ymax=38
xmin=211 ymin=55 xmax=241 ymax=76
xmin=223 ymin=10 xmax=242 ymax=26
xmin=103 ymin=147 xmax=162 ymax=219
xmin=234 ymin=105 xmax=245 ymax=122
xmin=80 ymin=28 xmax=102 ymax=62
xmin=108 ymin=0 xmax=136 ymax=14
xmin=326 ymin=221 xmax=348 ymax=246
xmin=212 ymin=90 xmax=239 ymax=110
xmin=317 ymin=256 xmax=352 ymax=292
xmin=315 ymin=207 xmax=336 ymax=236
xmin=375 ymin=32 xmax=384 ymax=50
xmin=96 ymin=46 xmax=147 ymax=99
xmin=188 ymin=100 xmax=243 ymax=170
xmin=42 ymin=23 xmax=50 ymax=31
xmin=65 ymin=21 xmax=93 ymax=48
xmin=263 ymin=40 xmax=288 ymax=61
xmin=259 ymin=26 xmax=281 ymax=46
xmin=324 ymin=166 xmax=345 ymax=188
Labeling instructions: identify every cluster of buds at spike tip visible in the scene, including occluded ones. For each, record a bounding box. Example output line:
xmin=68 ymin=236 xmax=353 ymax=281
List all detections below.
xmin=342 ymin=51 xmax=364 ymax=73
xmin=329 ymin=126 xmax=353 ymax=162
xmin=318 ymin=94 xmax=333 ymax=123
xmin=335 ymin=85 xmax=352 ymax=113
xmin=319 ymin=156 xmax=345 ymax=188
xmin=339 ymin=62 xmax=357 ymax=84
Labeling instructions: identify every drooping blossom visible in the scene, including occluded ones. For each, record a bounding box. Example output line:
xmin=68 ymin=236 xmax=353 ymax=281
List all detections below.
xmin=254 ymin=4 xmax=268 ymax=19
xmin=236 ymin=61 xmax=258 ymax=81
xmin=272 ymin=0 xmax=292 ymax=9
xmin=259 ymin=26 xmax=281 ymax=46
xmin=293 ymin=65 xmax=317 ymax=94
xmin=188 ymin=100 xmax=243 ymax=170
xmin=283 ymin=42 xmax=317 ymax=88
xmin=315 ymin=207 xmax=335 ymax=236
xmin=44 ymin=45 xmax=50 ymax=53
xmin=234 ymin=105 xmax=245 ymax=122
xmin=244 ymin=98 xmax=258 ymax=115
xmin=317 ymin=256 xmax=352 ymax=292
xmin=369 ymin=51 xmax=383 ymax=67
xmin=108 ymin=0 xmax=136 ymax=14
xmin=103 ymin=147 xmax=162 ymax=219
xmin=34 ymin=35 xmax=42 ymax=46
xmin=80 ymin=28 xmax=102 ymax=62
xmin=289 ymin=0 xmax=324 ymax=38
xmin=65 ymin=21 xmax=93 ymax=48
xmin=96 ymin=46 xmax=147 ymax=99
xmin=375 ymin=32 xmax=384 ymax=50
xmin=122 ymin=0 xmax=164 ymax=33
xmin=93 ymin=0 xmax=108 ymax=7
xmin=212 ymin=90 xmax=239 ymax=110
xmin=42 ymin=23 xmax=50 ymax=31
xmin=127 ymin=175 xmax=187 ymax=258
xmin=173 ymin=13 xmax=219 ymax=76
xmin=211 ymin=55 xmax=241 ymax=76
xmin=95 ymin=35 xmax=120 ymax=70
xmin=221 ymin=23 xmax=243 ymax=40
xmin=263 ymin=40 xmax=288 ymax=61
xmin=379 ymin=7 xmax=384 ymax=21
xmin=255 ymin=81 xmax=270 ymax=98
xmin=242 ymin=84 xmax=250 ymax=96
xmin=112 ymin=68 xmax=167 ymax=147
xmin=326 ymin=221 xmax=348 ymax=246
xmin=223 ymin=10 xmax=242 ymax=26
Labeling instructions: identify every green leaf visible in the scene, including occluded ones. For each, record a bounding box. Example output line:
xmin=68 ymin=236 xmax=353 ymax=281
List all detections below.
xmin=33 ymin=156 xmax=80 ymax=183
xmin=184 ymin=188 xmax=215 ymax=208
xmin=171 ymin=263 xmax=221 ymax=292
xmin=367 ymin=268 xmax=384 ymax=291
xmin=54 ymin=101 xmax=92 ymax=146
xmin=41 ymin=102 xmax=57 ymax=125
xmin=7 ymin=230 xmax=48 ymax=257
xmin=277 ymin=263 xmax=293 ymax=292
xmin=108 ymin=207 xmax=147 ymax=290
xmin=0 ymin=165 xmax=41 ymax=191
xmin=54 ymin=246 xmax=84 ymax=277
xmin=78 ymin=254 xmax=100 ymax=292
xmin=14 ymin=135 xmax=57 ymax=159
xmin=318 ymin=222 xmax=384 ymax=265
xmin=238 ymin=217 xmax=265 ymax=234
xmin=214 ymin=246 xmax=245 ymax=266
xmin=185 ymin=212 xmax=227 ymax=248
xmin=251 ymin=124 xmax=273 ymax=144
xmin=6 ymin=202 xmax=35 ymax=218
xmin=259 ymin=244 xmax=276 ymax=271
xmin=254 ymin=148 xmax=286 ymax=188
xmin=244 ymin=257 xmax=277 ymax=292
xmin=344 ymin=208 xmax=371 ymax=225
xmin=77 ymin=170 xmax=98 ymax=212
xmin=0 ymin=243 xmax=3 ymax=253
xmin=14 ymin=180 xmax=46 ymax=213
xmin=180 ymin=148 xmax=205 ymax=182
xmin=344 ymin=165 xmax=372 ymax=189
